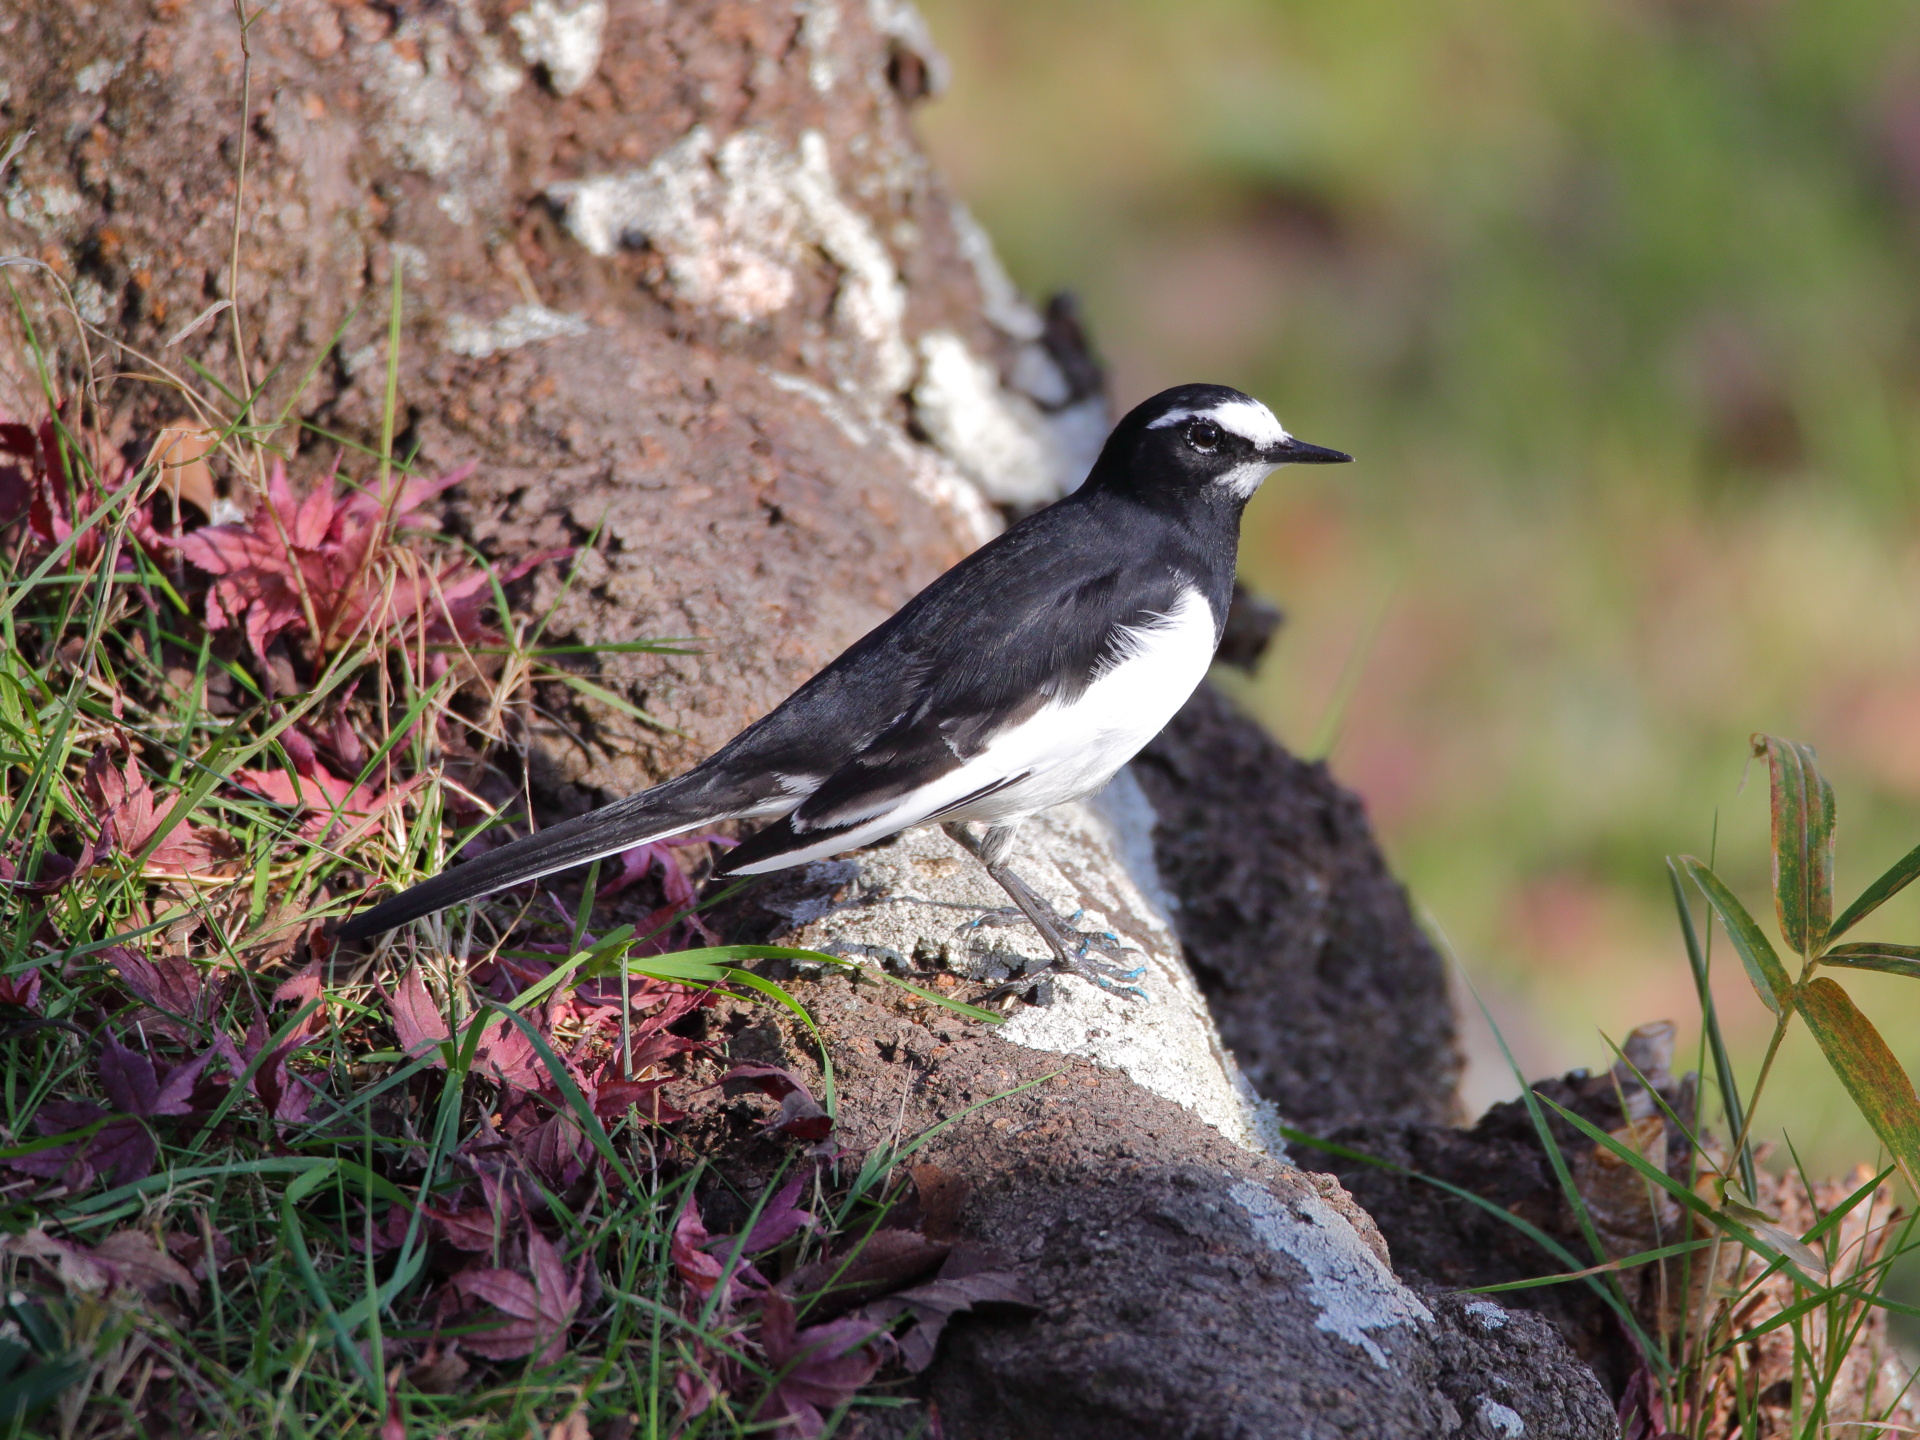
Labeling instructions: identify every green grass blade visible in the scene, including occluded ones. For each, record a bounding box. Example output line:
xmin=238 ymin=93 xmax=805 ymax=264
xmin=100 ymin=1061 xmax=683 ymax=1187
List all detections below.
xmin=1669 ymin=857 xmax=1756 ymax=1195
xmin=1537 ymin=1094 xmax=1825 ymax=1284
xmin=480 ymin=1001 xmax=638 ymax=1192
xmin=1464 ymin=1237 xmax=1717 ymax=1294
xmin=1831 ymin=840 xmax=1920 ymax=943
xmin=1821 ymin=943 xmax=1920 ymax=980
xmin=1682 ymin=855 xmax=1793 ymax=1017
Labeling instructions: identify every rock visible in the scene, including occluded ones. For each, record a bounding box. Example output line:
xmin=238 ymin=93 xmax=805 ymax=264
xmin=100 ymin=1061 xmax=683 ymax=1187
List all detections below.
xmin=1137 ymin=683 xmax=1460 ymax=1127
xmin=705 ymin=959 xmax=1615 ymax=1440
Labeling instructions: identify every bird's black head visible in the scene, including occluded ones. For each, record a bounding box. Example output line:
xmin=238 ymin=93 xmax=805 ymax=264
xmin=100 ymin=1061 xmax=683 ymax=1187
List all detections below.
xmin=1085 ymin=383 xmax=1350 ymax=507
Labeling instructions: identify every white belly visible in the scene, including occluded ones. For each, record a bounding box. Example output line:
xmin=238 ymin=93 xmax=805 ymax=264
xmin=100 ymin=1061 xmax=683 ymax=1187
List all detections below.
xmin=943 ymin=586 xmax=1217 ymax=825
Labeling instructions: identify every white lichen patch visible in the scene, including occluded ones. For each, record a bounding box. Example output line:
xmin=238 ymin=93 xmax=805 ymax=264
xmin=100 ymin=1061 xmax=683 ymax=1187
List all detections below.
xmin=1477 ymin=1398 xmax=1526 ymax=1436
xmin=1229 ymin=1181 xmax=1434 ymax=1368
xmin=949 ymin=202 xmax=1043 ymax=342
xmin=912 ymin=331 xmax=1080 ymax=508
xmin=444 ymin=303 xmax=589 ymax=359
xmin=362 ymin=23 xmax=505 ymax=227
xmin=550 ymin=127 xmax=912 ymax=400
xmin=798 ymin=0 xmax=840 ymax=94
xmin=509 ymin=0 xmax=607 ymax=97
xmin=764 ymin=368 xmax=1001 ymax=546
xmin=74 ymin=58 xmax=122 ymax=96
xmin=1463 ymin=1299 xmax=1508 ymax=1331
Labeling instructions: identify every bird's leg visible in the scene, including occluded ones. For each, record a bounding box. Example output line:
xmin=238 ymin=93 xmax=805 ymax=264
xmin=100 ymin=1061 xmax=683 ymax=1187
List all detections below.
xmin=942 ymin=823 xmax=1147 ymax=1000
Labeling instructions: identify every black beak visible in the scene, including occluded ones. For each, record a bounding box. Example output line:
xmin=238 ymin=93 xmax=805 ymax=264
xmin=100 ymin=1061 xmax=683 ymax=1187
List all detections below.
xmin=1266 ymin=436 xmax=1352 ymax=465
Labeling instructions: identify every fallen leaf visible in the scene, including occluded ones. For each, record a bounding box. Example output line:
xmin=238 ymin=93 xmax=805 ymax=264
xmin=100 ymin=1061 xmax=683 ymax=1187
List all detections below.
xmin=385 ymin=968 xmax=451 ymax=1060
xmin=2 ymin=1227 xmax=197 ymax=1303
xmin=99 ymin=1032 xmax=212 ymax=1118
xmin=171 ymin=459 xmax=560 ymax=662
xmin=714 ymin=1172 xmax=817 ymax=1256
xmin=671 ymin=1191 xmax=765 ymax=1307
xmin=751 ymin=1289 xmax=887 ymax=1440
xmin=861 ymin=1245 xmax=1036 ymax=1372
xmin=782 ymin=1228 xmax=949 ymax=1317
xmin=147 ymin=422 xmax=219 ymax=519
xmin=451 ymin=1229 xmax=585 ymax=1364
xmin=0 ymin=969 xmax=42 ymax=1011
xmin=717 ymin=1063 xmax=832 ymax=1142
xmin=108 ymin=948 xmax=227 ymax=1041
xmin=3 ymin=409 xmax=165 ymax=566
xmin=407 ymin=1343 xmax=470 ymax=1394
xmin=85 ymin=752 xmax=239 ymax=876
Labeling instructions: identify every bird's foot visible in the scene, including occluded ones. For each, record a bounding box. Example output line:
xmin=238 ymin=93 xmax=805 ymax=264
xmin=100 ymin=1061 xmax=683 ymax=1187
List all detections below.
xmin=973 ymin=904 xmax=1147 ymax=1004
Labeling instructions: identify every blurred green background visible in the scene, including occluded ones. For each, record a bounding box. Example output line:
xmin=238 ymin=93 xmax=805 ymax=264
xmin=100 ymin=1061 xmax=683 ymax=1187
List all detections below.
xmin=916 ymin=0 xmax=1920 ymax=1176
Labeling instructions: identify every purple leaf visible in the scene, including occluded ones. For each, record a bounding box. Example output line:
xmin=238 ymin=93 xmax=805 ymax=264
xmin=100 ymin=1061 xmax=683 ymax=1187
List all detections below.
xmin=89 ymin=1117 xmax=156 ymax=1186
xmin=861 ymin=1245 xmax=1037 ymax=1372
xmin=752 ymin=1290 xmax=887 ymax=1440
xmin=451 ymin=1229 xmax=583 ymax=1364
xmin=386 ymin=969 xmax=452 ymax=1061
xmin=717 ymin=1064 xmax=833 ymax=1142
xmin=99 ymin=1034 xmax=160 ymax=1117
xmin=716 ymin=1173 xmax=817 ymax=1256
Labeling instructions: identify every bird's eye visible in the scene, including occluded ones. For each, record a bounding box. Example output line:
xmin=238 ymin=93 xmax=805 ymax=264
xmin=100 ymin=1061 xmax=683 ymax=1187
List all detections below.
xmin=1187 ymin=420 xmax=1222 ymax=452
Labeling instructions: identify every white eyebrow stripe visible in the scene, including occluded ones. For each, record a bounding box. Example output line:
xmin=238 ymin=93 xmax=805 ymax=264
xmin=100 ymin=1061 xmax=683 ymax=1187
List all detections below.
xmin=1146 ymin=399 xmax=1290 ymax=447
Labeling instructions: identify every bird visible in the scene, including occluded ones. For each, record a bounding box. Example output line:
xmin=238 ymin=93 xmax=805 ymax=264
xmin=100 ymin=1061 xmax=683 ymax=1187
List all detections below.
xmin=337 ymin=383 xmax=1350 ymax=997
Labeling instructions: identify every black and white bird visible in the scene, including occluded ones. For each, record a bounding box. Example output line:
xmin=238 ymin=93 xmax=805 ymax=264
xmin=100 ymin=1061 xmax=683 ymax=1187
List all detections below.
xmin=338 ymin=384 xmax=1350 ymax=994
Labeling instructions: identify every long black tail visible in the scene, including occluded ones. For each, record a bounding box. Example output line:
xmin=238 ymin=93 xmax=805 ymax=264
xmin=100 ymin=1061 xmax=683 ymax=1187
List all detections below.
xmin=337 ymin=778 xmax=730 ymax=942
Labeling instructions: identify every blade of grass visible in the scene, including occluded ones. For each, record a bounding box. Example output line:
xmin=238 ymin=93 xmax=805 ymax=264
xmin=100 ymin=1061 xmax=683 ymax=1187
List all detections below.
xmin=1669 ymin=857 xmax=1756 ymax=1196
xmin=1831 ymin=840 xmax=1920 ymax=942
xmin=1538 ymin=1093 xmax=1827 ymax=1286
xmin=1821 ymin=944 xmax=1920 ymax=980
xmin=1465 ymin=1237 xmax=1717 ymax=1294
xmin=1681 ymin=856 xmax=1793 ymax=1018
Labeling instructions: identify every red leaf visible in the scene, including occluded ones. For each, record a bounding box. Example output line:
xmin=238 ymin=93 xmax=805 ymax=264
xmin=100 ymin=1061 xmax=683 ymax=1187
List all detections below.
xmin=671 ymin=1192 xmax=765 ymax=1307
xmin=3 ymin=1226 xmax=197 ymax=1303
xmin=717 ymin=1064 xmax=833 ymax=1141
xmin=452 ymin=1229 xmax=583 ymax=1364
xmin=425 ymin=1203 xmax=503 ymax=1253
xmin=386 ymin=969 xmax=452 ymax=1060
xmin=99 ymin=1034 xmax=160 ymax=1116
xmin=752 ymin=1290 xmax=887 ymax=1440
xmin=171 ymin=459 xmax=553 ymax=659
xmin=85 ymin=753 xmax=238 ymax=875
xmin=716 ymin=1173 xmax=817 ymax=1256
xmin=861 ymin=1246 xmax=1036 ymax=1373
xmin=0 ymin=969 xmax=42 ymax=1011
xmin=109 ymin=949 xmax=226 ymax=1039
xmin=87 ymin=1117 xmax=156 ymax=1186
xmin=782 ymin=1229 xmax=948 ymax=1317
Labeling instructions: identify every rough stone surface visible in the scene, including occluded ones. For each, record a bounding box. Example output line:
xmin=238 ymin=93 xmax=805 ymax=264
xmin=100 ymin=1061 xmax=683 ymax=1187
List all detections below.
xmin=1137 ymin=682 xmax=1461 ymax=1128
xmin=686 ymin=970 xmax=1614 ymax=1440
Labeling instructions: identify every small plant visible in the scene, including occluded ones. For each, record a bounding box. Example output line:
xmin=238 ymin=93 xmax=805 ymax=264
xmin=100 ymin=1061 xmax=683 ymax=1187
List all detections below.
xmin=1293 ymin=736 xmax=1920 ymax=1438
